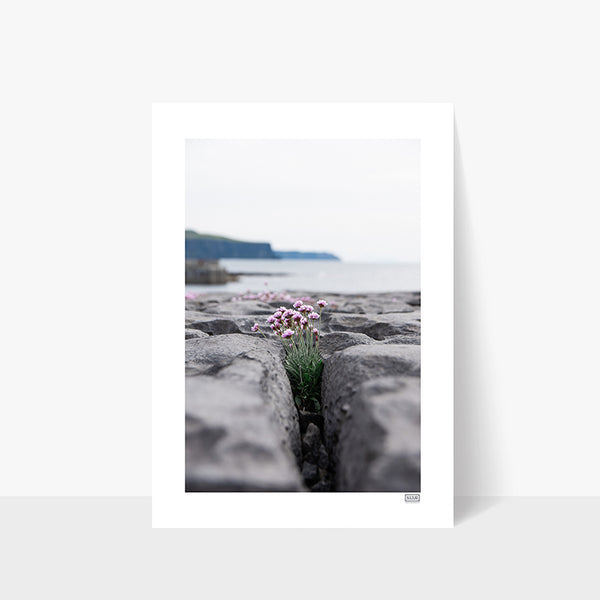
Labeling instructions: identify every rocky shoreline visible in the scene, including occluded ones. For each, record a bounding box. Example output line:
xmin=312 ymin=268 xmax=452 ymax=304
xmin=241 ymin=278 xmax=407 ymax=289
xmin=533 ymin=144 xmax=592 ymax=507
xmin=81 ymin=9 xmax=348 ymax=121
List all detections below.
xmin=185 ymin=291 xmax=421 ymax=492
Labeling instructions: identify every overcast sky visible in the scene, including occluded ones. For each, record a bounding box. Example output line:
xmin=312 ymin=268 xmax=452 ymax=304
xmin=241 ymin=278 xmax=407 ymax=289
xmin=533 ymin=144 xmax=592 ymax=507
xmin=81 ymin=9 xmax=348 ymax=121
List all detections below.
xmin=186 ymin=140 xmax=420 ymax=263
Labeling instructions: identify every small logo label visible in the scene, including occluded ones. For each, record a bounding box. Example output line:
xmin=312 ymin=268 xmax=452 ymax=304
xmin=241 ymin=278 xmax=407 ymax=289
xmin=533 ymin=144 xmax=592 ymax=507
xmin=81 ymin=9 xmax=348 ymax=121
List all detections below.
xmin=405 ymin=494 xmax=420 ymax=503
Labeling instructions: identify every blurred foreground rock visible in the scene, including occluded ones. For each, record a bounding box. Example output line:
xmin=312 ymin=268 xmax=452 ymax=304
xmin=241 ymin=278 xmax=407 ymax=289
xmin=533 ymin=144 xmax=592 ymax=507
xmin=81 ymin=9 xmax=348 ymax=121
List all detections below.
xmin=185 ymin=334 xmax=303 ymax=491
xmin=321 ymin=344 xmax=421 ymax=492
xmin=186 ymin=377 xmax=304 ymax=491
xmin=335 ymin=376 xmax=420 ymax=491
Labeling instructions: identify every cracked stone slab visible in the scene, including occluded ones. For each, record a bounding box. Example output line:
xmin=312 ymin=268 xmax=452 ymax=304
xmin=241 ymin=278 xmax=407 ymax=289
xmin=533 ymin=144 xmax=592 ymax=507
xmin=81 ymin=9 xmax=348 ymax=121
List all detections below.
xmin=321 ymin=344 xmax=420 ymax=472
xmin=323 ymin=312 xmax=421 ymax=340
xmin=318 ymin=331 xmax=375 ymax=359
xmin=185 ymin=328 xmax=210 ymax=340
xmin=186 ymin=311 xmax=285 ymax=336
xmin=186 ymin=377 xmax=304 ymax=491
xmin=335 ymin=376 xmax=420 ymax=492
xmin=185 ymin=311 xmax=242 ymax=335
xmin=186 ymin=334 xmax=301 ymax=463
xmin=203 ymin=300 xmax=276 ymax=315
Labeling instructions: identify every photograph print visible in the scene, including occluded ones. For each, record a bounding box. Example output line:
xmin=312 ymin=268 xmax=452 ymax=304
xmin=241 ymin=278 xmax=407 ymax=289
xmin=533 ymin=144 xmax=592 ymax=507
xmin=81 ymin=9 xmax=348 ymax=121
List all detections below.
xmin=184 ymin=139 xmax=422 ymax=493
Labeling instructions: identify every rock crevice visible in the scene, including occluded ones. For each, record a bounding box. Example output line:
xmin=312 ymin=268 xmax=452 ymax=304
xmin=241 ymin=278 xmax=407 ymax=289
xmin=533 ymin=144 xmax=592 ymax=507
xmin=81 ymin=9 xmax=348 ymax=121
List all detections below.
xmin=185 ymin=292 xmax=421 ymax=492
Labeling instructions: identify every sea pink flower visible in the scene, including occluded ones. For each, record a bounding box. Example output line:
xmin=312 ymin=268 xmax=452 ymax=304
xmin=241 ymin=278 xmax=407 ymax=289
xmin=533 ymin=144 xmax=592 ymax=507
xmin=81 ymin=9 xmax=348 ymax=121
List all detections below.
xmin=274 ymin=311 xmax=282 ymax=318
xmin=267 ymin=316 xmax=276 ymax=323
xmin=251 ymin=324 xmax=259 ymax=332
xmin=317 ymin=299 xmax=328 ymax=308
xmin=270 ymin=324 xmax=277 ymax=331
xmin=300 ymin=317 xmax=308 ymax=328
xmin=308 ymin=312 xmax=319 ymax=320
xmin=293 ymin=300 xmax=303 ymax=309
xmin=292 ymin=312 xmax=302 ymax=322
xmin=282 ymin=329 xmax=294 ymax=339
xmin=303 ymin=305 xmax=314 ymax=313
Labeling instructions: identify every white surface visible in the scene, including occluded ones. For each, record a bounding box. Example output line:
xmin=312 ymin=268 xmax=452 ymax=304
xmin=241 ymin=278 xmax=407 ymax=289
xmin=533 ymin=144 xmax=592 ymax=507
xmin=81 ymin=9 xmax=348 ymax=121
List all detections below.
xmin=1 ymin=498 xmax=598 ymax=598
xmin=153 ymin=103 xmax=453 ymax=527
xmin=1 ymin=1 xmax=600 ymax=497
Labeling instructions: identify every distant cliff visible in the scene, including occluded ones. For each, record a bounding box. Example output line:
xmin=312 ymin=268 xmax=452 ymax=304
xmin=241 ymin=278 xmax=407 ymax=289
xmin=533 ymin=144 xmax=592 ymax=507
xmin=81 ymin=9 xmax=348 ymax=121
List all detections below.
xmin=274 ymin=251 xmax=340 ymax=260
xmin=185 ymin=231 xmax=276 ymax=259
xmin=185 ymin=230 xmax=340 ymax=260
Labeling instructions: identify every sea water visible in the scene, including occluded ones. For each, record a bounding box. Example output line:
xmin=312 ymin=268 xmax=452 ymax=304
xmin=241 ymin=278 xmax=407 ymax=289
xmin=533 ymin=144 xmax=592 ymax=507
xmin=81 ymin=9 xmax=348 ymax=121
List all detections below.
xmin=185 ymin=259 xmax=420 ymax=294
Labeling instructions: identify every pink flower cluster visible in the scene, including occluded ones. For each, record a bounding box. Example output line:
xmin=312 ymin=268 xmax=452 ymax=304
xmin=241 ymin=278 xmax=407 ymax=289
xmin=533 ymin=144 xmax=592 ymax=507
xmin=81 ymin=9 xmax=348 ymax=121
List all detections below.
xmin=252 ymin=299 xmax=328 ymax=341
xmin=231 ymin=290 xmax=316 ymax=304
xmin=232 ymin=290 xmax=294 ymax=303
xmin=185 ymin=292 xmax=203 ymax=300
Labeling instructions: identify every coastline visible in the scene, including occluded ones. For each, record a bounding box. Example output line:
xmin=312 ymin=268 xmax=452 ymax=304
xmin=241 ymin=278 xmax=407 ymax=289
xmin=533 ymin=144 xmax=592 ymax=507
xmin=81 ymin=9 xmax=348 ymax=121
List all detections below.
xmin=186 ymin=259 xmax=421 ymax=294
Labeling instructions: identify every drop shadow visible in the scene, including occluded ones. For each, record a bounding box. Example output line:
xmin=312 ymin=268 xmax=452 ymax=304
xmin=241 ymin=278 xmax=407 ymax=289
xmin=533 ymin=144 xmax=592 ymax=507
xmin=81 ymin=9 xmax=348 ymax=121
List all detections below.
xmin=454 ymin=119 xmax=501 ymax=525
xmin=454 ymin=496 xmax=499 ymax=525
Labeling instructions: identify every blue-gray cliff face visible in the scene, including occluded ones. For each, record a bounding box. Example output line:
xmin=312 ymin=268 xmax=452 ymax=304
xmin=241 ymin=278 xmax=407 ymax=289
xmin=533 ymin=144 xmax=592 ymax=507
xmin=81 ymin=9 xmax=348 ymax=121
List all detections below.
xmin=185 ymin=230 xmax=340 ymax=260
xmin=186 ymin=238 xmax=277 ymax=259
xmin=274 ymin=251 xmax=339 ymax=260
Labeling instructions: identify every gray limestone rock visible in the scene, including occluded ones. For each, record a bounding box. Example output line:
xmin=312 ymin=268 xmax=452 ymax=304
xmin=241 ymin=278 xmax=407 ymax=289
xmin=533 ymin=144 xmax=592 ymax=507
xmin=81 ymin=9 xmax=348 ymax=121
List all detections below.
xmin=185 ymin=328 xmax=210 ymax=340
xmin=310 ymin=478 xmax=332 ymax=492
xmin=379 ymin=335 xmax=421 ymax=346
xmin=317 ymin=444 xmax=329 ymax=469
xmin=182 ymin=291 xmax=423 ymax=493
xmin=325 ymin=313 xmax=421 ymax=341
xmin=185 ymin=311 xmax=242 ymax=335
xmin=324 ymin=292 xmax=419 ymax=314
xmin=186 ymin=377 xmax=304 ymax=491
xmin=335 ymin=300 xmax=416 ymax=315
xmin=319 ymin=331 xmax=374 ymax=359
xmin=321 ymin=344 xmax=420 ymax=466
xmin=336 ymin=376 xmax=420 ymax=492
xmin=186 ymin=334 xmax=301 ymax=462
xmin=301 ymin=462 xmax=319 ymax=486
xmin=405 ymin=292 xmax=420 ymax=307
xmin=186 ymin=311 xmax=280 ymax=336
xmin=301 ymin=422 xmax=322 ymax=463
xmin=207 ymin=300 xmax=275 ymax=315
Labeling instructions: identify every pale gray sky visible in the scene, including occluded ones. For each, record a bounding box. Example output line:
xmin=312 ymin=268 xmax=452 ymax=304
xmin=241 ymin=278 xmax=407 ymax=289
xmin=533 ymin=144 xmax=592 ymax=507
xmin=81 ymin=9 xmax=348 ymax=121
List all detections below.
xmin=186 ymin=140 xmax=419 ymax=262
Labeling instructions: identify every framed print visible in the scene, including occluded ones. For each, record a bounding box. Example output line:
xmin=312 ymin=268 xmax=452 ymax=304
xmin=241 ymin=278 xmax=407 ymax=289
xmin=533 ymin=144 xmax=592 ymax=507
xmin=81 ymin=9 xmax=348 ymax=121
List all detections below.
xmin=152 ymin=103 xmax=454 ymax=527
